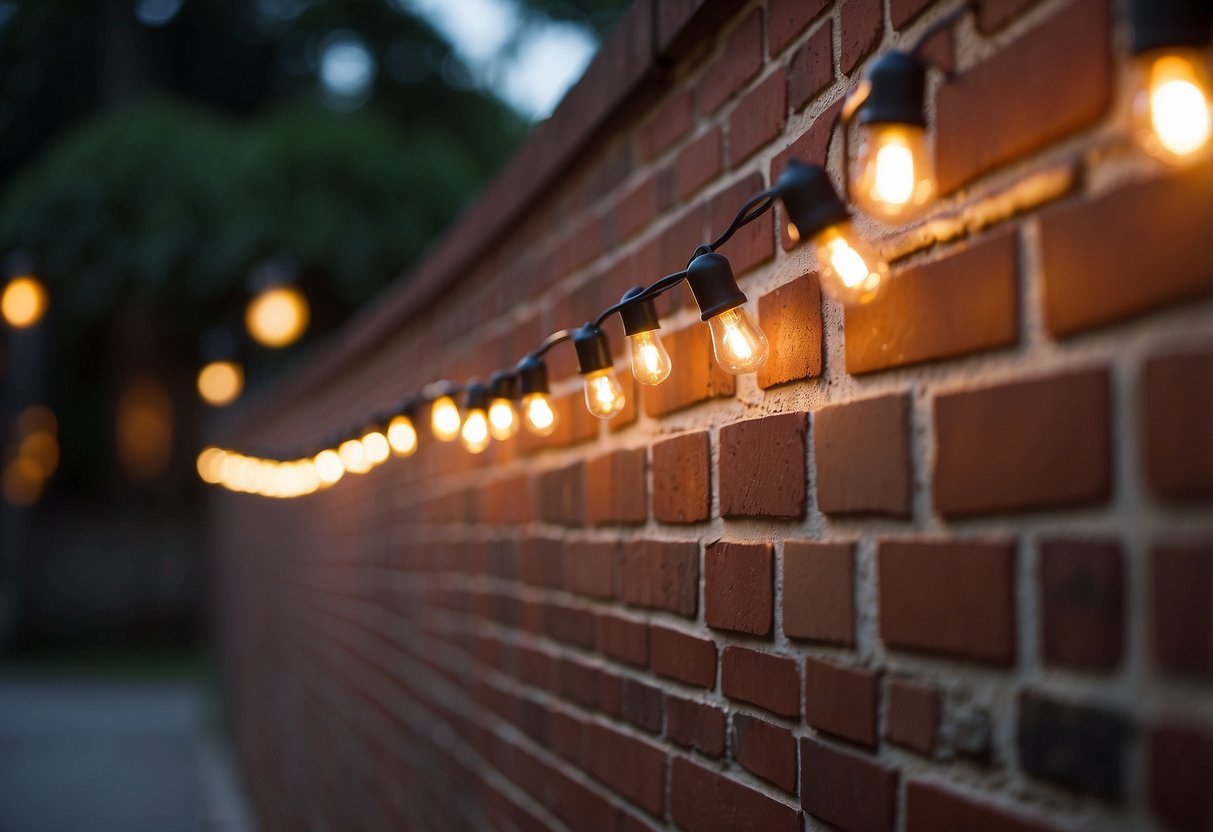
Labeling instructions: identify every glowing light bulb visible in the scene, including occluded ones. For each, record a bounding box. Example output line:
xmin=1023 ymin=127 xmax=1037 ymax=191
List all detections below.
xmin=460 ymin=409 xmax=491 ymax=453
xmin=488 ymin=398 xmax=519 ymax=441
xmin=197 ymin=447 xmax=226 ymax=484
xmin=430 ymin=395 xmax=461 ymax=442
xmin=246 ymin=285 xmax=309 ymax=348
xmin=583 ymin=368 xmax=626 ymax=419
xmin=339 ymin=439 xmax=371 ymax=474
xmin=811 ymin=223 xmax=889 ymax=306
xmin=628 ymin=330 xmax=673 ymax=385
xmin=1132 ymin=50 xmax=1213 ymax=164
xmin=314 ymin=449 xmax=344 ymax=485
xmin=522 ymin=393 xmax=557 ymax=437
xmin=387 ymin=415 xmax=418 ymax=456
xmin=361 ymin=429 xmax=390 ymax=466
xmin=706 ymin=307 xmax=769 ymax=375
xmin=196 ymin=361 xmax=244 ymax=407
xmin=2 ymin=275 xmax=48 ymax=329
xmin=851 ymin=124 xmax=935 ymax=220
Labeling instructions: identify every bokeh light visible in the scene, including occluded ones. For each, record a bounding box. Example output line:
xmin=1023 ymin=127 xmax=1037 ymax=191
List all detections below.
xmin=2 ymin=275 xmax=48 ymax=328
xmin=245 ymin=285 xmax=309 ymax=348
xmin=197 ymin=360 xmax=244 ymax=407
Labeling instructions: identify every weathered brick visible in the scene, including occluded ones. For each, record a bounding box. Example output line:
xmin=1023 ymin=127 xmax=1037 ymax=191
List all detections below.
xmin=596 ymin=612 xmax=648 ymax=667
xmin=801 ymin=738 xmax=898 ymax=832
xmin=638 ymin=86 xmax=693 ymax=161
xmin=840 ymin=0 xmax=883 ymax=74
xmin=544 ymin=601 xmax=595 ymax=649
xmin=620 ymin=539 xmax=698 ymax=616
xmin=651 ymin=432 xmax=711 ymax=524
xmin=709 ymin=173 xmax=774 ymax=277
xmin=650 ymin=625 xmax=716 ymax=688
xmin=934 ymin=369 xmax=1112 ymax=516
xmin=671 ymin=757 xmax=801 ymax=832
xmin=719 ymin=412 xmax=807 ymax=519
xmin=615 ymin=177 xmax=659 ymax=243
xmin=783 ymin=541 xmax=855 ymax=644
xmin=979 ymin=0 xmax=1042 ymax=31
xmin=805 ymin=657 xmax=880 ymax=748
xmin=675 ymin=128 xmax=723 ymax=201
xmin=890 ymin=0 xmax=935 ymax=28
xmin=1152 ymin=544 xmax=1213 ymax=680
xmin=666 ymin=696 xmax=725 ymax=758
xmin=1017 ymin=691 xmax=1131 ymax=801
xmin=1040 ymin=166 xmax=1213 ymax=337
xmin=536 ymin=461 xmax=587 ymax=526
xmin=721 ymin=646 xmax=799 ymax=717
xmin=906 ymin=780 xmax=1066 ymax=832
xmin=585 ymin=723 xmax=666 ymax=815
xmin=478 ymin=473 xmax=531 ymax=524
xmin=728 ymin=68 xmax=787 ymax=166
xmin=789 ymin=20 xmax=833 ymax=111
xmin=1149 ymin=723 xmax=1213 ymax=832
xmin=1039 ymin=540 xmax=1123 ymax=672
xmin=642 ymin=325 xmax=735 ymax=417
xmin=705 ymin=541 xmax=773 ymax=636
xmin=845 ymin=230 xmax=1019 ymax=374
xmin=757 ymin=272 xmax=823 ymax=389
xmin=622 ymin=678 xmax=664 ymax=734
xmin=814 ymin=393 xmax=912 ymax=516
xmin=886 ymin=678 xmax=938 ymax=756
xmin=520 ymin=537 xmax=565 ymax=588
xmin=879 ymin=540 xmax=1017 ymax=664
xmin=732 ymin=714 xmax=797 ymax=793
xmin=585 ymin=448 xmax=647 ymax=526
xmin=698 ymin=9 xmax=763 ymax=115
xmin=935 ymin=0 xmax=1111 ymax=193
xmin=565 ymin=541 xmax=617 ymax=599
xmin=768 ymin=0 xmax=831 ymax=55
xmin=1142 ymin=350 xmax=1213 ymax=502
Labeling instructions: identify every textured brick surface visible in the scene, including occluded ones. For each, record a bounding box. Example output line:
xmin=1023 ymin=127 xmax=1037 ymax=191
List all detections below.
xmin=666 ymin=696 xmax=726 ymax=757
xmin=934 ymin=370 xmax=1112 ymax=517
xmin=719 ymin=412 xmax=807 ymax=518
xmin=698 ymin=8 xmax=763 ymax=115
xmin=1039 ymin=540 xmax=1124 ymax=672
xmin=642 ymin=325 xmax=735 ymax=418
xmin=709 ymin=173 xmax=774 ymax=278
xmin=1152 ymin=544 xmax=1213 ymax=679
xmin=805 ymin=657 xmax=880 ymax=748
xmin=732 ymin=714 xmax=797 ymax=793
xmin=768 ymin=0 xmax=830 ymax=55
xmin=1149 ymin=724 xmax=1213 ymax=832
xmin=879 ymin=540 xmax=1017 ymax=664
xmin=783 ymin=541 xmax=855 ymax=644
xmin=1017 ymin=692 xmax=1130 ymax=801
xmin=906 ymin=781 xmax=1064 ymax=832
xmin=721 ymin=647 xmax=800 ymax=717
xmin=757 ymin=272 xmax=823 ymax=389
xmin=620 ymin=540 xmax=699 ymax=617
xmin=728 ymin=68 xmax=787 ymax=166
xmin=650 ymin=625 xmax=716 ymax=688
xmin=802 ymin=738 xmax=898 ymax=832
xmin=840 ymin=0 xmax=883 ymax=74
xmin=586 ymin=723 xmax=666 ymax=815
xmin=788 ymin=21 xmax=833 ymax=111
xmin=814 ymin=393 xmax=912 ymax=516
xmin=671 ymin=757 xmax=801 ymax=832
xmin=651 ymin=432 xmax=711 ymax=524
xmin=1142 ymin=350 xmax=1213 ymax=501
xmin=886 ymin=678 xmax=938 ymax=756
xmin=585 ymin=448 xmax=647 ymax=525
xmin=704 ymin=541 xmax=773 ymax=636
xmin=675 ymin=128 xmax=722 ymax=201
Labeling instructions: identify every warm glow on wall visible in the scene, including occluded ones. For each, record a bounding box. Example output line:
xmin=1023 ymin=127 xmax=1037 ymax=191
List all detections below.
xmin=1132 ymin=50 xmax=1213 ymax=163
xmin=245 ymin=285 xmax=309 ymax=348
xmin=116 ymin=377 xmax=173 ymax=483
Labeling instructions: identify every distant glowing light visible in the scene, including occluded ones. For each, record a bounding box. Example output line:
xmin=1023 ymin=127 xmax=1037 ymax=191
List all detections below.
xmin=197 ymin=361 xmax=244 ymax=407
xmin=246 ymin=285 xmax=309 ymax=348
xmin=2 ymin=276 xmax=48 ymax=329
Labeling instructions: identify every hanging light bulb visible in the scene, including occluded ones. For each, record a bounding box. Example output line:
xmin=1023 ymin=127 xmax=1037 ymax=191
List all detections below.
xmin=387 ymin=413 xmax=418 ymax=457
xmin=618 ymin=286 xmax=673 ymax=385
xmin=460 ymin=383 xmax=492 ymax=454
xmin=776 ymin=160 xmax=889 ymax=306
xmin=684 ymin=252 xmax=769 ymax=374
xmin=487 ymin=370 xmax=520 ymax=441
xmin=517 ymin=356 xmax=558 ymax=437
xmin=245 ymin=284 xmax=309 ymax=348
xmin=573 ymin=324 xmax=626 ymax=419
xmin=429 ymin=387 xmax=462 ymax=442
xmin=1 ymin=274 xmax=48 ymax=329
xmin=338 ymin=438 xmax=371 ymax=474
xmin=314 ymin=449 xmax=344 ymax=485
xmin=360 ymin=425 xmax=391 ymax=467
xmin=1128 ymin=0 xmax=1213 ymax=164
xmin=848 ymin=52 xmax=935 ymax=221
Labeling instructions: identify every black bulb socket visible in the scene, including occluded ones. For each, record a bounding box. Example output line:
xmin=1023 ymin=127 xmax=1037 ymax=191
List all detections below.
xmin=774 ymin=161 xmax=851 ymax=244
xmin=1130 ymin=0 xmax=1213 ymax=54
xmin=516 ymin=356 xmax=550 ymax=396
xmin=489 ymin=369 xmax=520 ymax=401
xmin=619 ymin=286 xmax=661 ymax=335
xmin=685 ymin=252 xmax=746 ymax=321
xmin=464 ymin=382 xmax=491 ymax=412
xmin=573 ymin=324 xmax=614 ymax=375
xmin=857 ymin=51 xmax=927 ymax=127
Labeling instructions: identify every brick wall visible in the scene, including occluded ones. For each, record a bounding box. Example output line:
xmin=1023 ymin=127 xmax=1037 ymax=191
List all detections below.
xmin=212 ymin=1 xmax=1213 ymax=830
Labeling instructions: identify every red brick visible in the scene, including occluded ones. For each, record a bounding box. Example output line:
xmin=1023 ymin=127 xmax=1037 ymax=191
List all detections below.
xmin=814 ymin=393 xmax=912 ymax=516
xmin=805 ymin=657 xmax=880 ymax=748
xmin=1039 ymin=540 xmax=1123 ymax=672
xmin=935 ymin=0 xmax=1111 ymax=193
xmin=757 ymin=272 xmax=823 ymax=389
xmin=622 ymin=678 xmax=664 ymax=734
xmin=720 ymin=412 xmax=807 ymax=519
xmin=650 ymin=625 xmax=716 ymax=688
xmin=596 ymin=612 xmax=648 ymax=667
xmin=514 ymin=645 xmax=555 ymax=690
xmin=1142 ymin=350 xmax=1213 ymax=502
xmin=565 ymin=542 xmax=617 ymax=599
xmin=544 ymin=602 xmax=595 ymax=649
xmin=615 ymin=177 xmax=659 ymax=243
xmin=642 ymin=325 xmax=735 ymax=417
xmin=520 ymin=537 xmax=564 ymax=588
xmin=666 ymin=696 xmax=726 ymax=757
xmin=789 ymin=20 xmax=833 ymax=111
xmin=638 ymin=86 xmax=693 ymax=161
xmin=544 ymin=390 xmax=600 ymax=447
xmin=845 ymin=230 xmax=1020 ymax=374
xmin=840 ymin=0 xmax=883 ymax=75
xmin=709 ymin=172 xmax=774 ymax=277
xmin=886 ymin=678 xmax=938 ymax=756
xmin=934 ymin=369 xmax=1112 ymax=516
xmin=651 ymin=432 xmax=711 ymax=524
xmin=478 ymin=473 xmax=531 ymax=524
xmin=1152 ymin=543 xmax=1213 ymax=679
xmin=879 ymin=539 xmax=1017 ymax=664
xmin=769 ymin=0 xmax=831 ymax=55
xmin=671 ymin=757 xmax=801 ymax=832
xmin=783 ymin=541 xmax=855 ymax=644
xmin=620 ymin=540 xmax=699 ymax=617
xmin=585 ymin=448 xmax=647 ymax=525
xmin=906 ymin=780 xmax=1066 ymax=832
xmin=585 ymin=723 xmax=665 ymax=816
xmin=801 ymin=738 xmax=898 ymax=832
xmin=728 ymin=68 xmax=787 ymax=166
xmin=721 ymin=646 xmax=799 ymax=717
xmin=676 ymin=128 xmax=723 ymax=200
xmin=548 ymin=708 xmax=587 ymax=766
xmin=890 ymin=0 xmax=935 ymax=28
xmin=698 ymin=9 xmax=763 ymax=115
xmin=1149 ymin=723 xmax=1213 ymax=832
xmin=704 ymin=541 xmax=773 ymax=636
xmin=1040 ymin=166 xmax=1213 ymax=337
xmin=732 ymin=714 xmax=798 ymax=793
xmin=557 ymin=657 xmax=622 ymax=715
xmin=979 ymin=0 xmax=1042 ymax=31
xmin=772 ymin=98 xmax=844 ymax=250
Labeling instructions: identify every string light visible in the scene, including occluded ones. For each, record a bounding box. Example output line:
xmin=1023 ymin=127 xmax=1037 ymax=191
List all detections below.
xmin=197 ymin=360 xmax=244 ymax=407
xmin=2 ymin=274 xmax=48 ymax=329
xmin=684 ymin=252 xmax=769 ymax=374
xmin=488 ymin=371 xmax=521 ymax=440
xmin=517 ymin=356 xmax=558 ymax=437
xmin=573 ymin=325 xmax=627 ymax=419
xmin=619 ymin=286 xmax=673 ymax=386
xmin=387 ymin=413 xmax=419 ymax=456
xmin=429 ymin=388 xmax=463 ymax=442
xmin=246 ymin=284 xmax=310 ymax=348
xmin=360 ymin=425 xmax=391 ymax=466
xmin=460 ymin=383 xmax=493 ymax=454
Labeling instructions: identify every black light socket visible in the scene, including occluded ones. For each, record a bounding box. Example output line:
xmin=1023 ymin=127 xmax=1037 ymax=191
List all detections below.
xmin=573 ymin=324 xmax=614 ymax=374
xmin=685 ymin=252 xmax=746 ymax=321
xmin=618 ymin=286 xmax=661 ymax=335
xmin=774 ymin=161 xmax=851 ymax=243
xmin=857 ymin=51 xmax=928 ymax=127
xmin=464 ymin=382 xmax=491 ymax=412
xmin=1130 ymin=0 xmax=1213 ymax=54
xmin=490 ymin=369 xmax=520 ymax=401
xmin=516 ymin=356 xmax=550 ymax=395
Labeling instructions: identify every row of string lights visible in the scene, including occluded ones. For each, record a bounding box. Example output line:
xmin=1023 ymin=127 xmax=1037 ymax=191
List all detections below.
xmin=196 ymin=0 xmax=1213 ymax=498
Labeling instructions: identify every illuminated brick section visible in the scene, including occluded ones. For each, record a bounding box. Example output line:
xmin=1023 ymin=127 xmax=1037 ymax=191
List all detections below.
xmin=214 ymin=1 xmax=1213 ymax=830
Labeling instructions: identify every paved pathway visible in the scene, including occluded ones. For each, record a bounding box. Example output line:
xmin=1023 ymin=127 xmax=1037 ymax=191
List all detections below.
xmin=0 ymin=676 xmax=255 ymax=832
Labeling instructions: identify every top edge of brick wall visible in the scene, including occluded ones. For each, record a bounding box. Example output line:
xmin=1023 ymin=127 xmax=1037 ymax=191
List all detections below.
xmin=222 ymin=0 xmax=738 ymax=438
